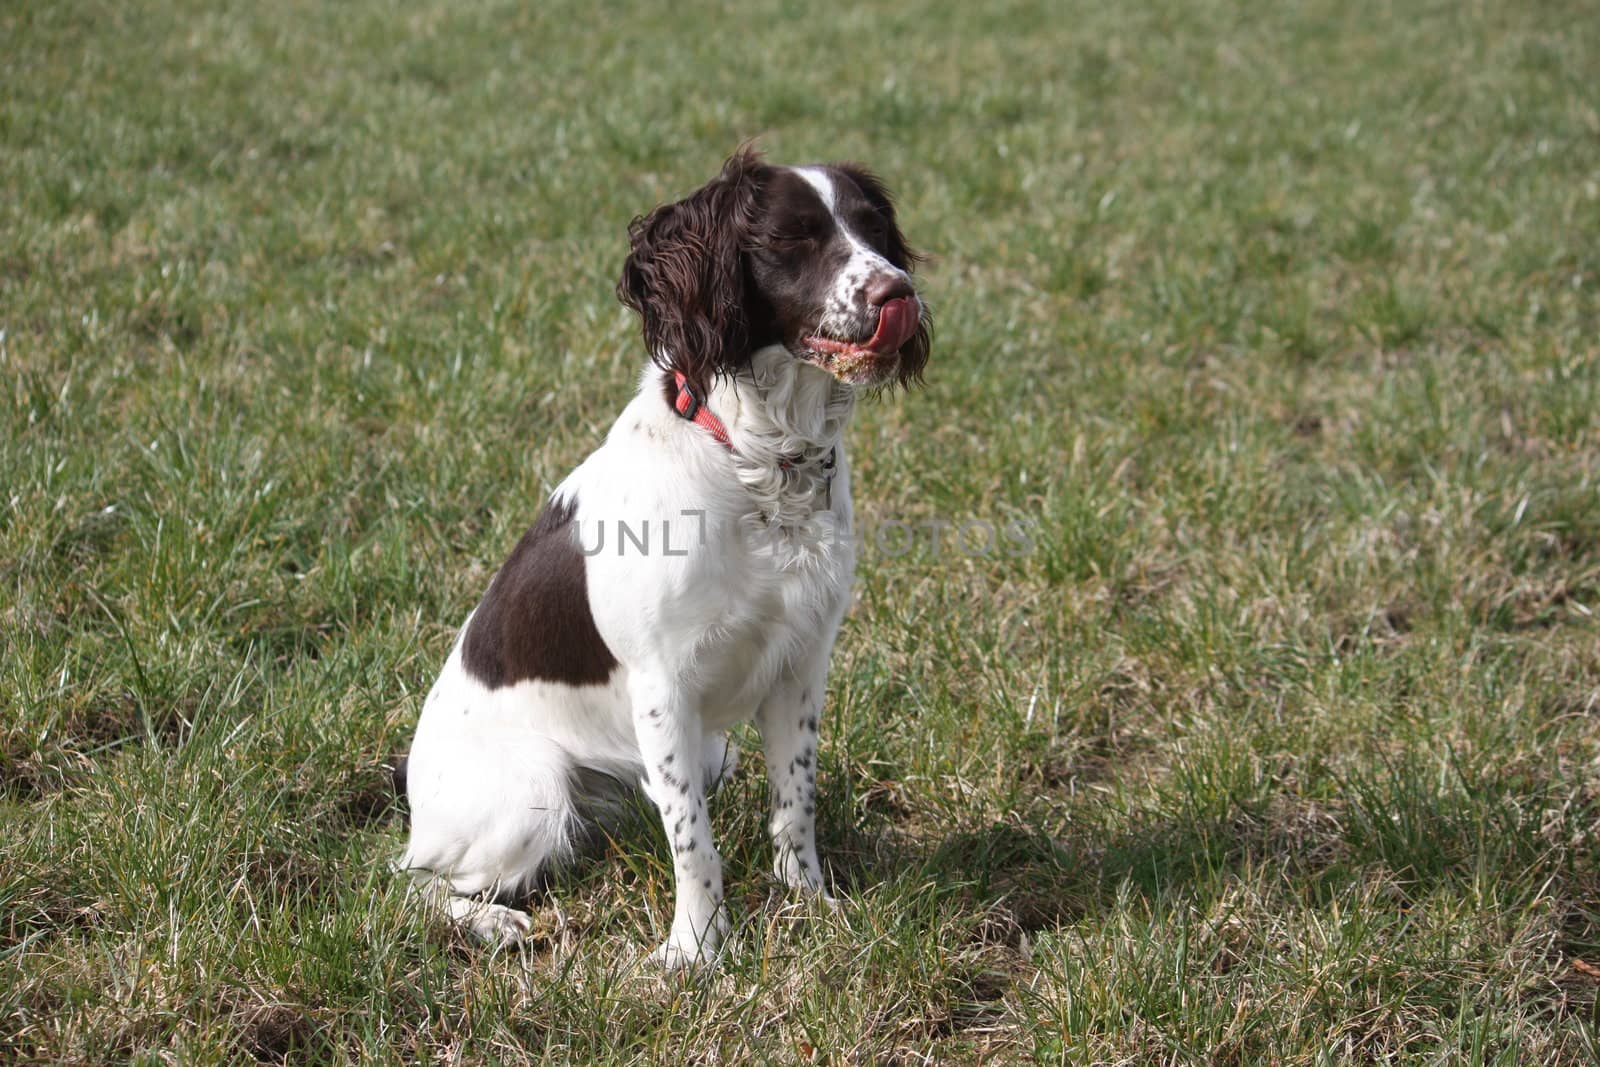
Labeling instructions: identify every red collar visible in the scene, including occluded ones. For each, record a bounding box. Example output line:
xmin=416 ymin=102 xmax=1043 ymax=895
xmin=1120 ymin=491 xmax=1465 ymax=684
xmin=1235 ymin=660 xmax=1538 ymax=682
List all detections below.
xmin=671 ymin=372 xmax=733 ymax=450
xmin=669 ymin=372 xmax=835 ymax=482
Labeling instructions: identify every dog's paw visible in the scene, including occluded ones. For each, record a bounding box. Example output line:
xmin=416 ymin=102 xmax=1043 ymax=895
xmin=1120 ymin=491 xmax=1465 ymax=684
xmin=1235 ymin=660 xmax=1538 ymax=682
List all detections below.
xmin=449 ymin=899 xmax=533 ymax=948
xmin=773 ymin=880 xmax=841 ymax=913
xmin=774 ymin=854 xmax=834 ymax=902
xmin=647 ymin=914 xmax=729 ymax=972
xmin=648 ymin=938 xmax=715 ymax=972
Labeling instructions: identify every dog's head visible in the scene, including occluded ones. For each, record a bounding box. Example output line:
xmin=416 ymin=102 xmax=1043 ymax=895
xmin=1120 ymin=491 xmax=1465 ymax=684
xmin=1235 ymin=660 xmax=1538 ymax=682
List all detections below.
xmin=617 ymin=147 xmax=931 ymax=397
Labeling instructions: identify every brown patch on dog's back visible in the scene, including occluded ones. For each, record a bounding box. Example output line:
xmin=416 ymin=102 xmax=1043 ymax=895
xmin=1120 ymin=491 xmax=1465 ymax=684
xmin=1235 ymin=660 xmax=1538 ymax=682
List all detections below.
xmin=461 ymin=495 xmax=618 ymax=688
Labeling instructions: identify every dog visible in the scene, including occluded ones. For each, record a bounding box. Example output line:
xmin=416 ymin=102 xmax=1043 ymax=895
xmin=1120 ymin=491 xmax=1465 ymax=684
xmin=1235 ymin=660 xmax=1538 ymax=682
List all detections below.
xmin=397 ymin=147 xmax=930 ymax=968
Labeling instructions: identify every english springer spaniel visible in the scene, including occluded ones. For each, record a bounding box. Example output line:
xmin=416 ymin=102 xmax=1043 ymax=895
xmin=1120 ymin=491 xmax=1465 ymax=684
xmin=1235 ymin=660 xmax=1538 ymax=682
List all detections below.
xmin=398 ymin=147 xmax=931 ymax=968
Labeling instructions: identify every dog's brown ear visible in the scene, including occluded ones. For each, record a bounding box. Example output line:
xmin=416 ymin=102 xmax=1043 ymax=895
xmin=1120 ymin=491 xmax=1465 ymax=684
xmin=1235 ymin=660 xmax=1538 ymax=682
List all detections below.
xmin=617 ymin=148 xmax=767 ymax=397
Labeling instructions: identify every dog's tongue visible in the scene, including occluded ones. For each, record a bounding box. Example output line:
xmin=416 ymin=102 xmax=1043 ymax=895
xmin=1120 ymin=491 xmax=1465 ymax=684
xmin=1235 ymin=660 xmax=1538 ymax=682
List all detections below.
xmin=863 ymin=296 xmax=919 ymax=354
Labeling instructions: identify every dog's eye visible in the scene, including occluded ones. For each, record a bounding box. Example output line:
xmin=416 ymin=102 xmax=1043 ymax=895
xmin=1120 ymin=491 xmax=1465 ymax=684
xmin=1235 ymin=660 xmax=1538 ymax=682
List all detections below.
xmin=769 ymin=217 xmax=827 ymax=247
xmin=856 ymin=213 xmax=889 ymax=243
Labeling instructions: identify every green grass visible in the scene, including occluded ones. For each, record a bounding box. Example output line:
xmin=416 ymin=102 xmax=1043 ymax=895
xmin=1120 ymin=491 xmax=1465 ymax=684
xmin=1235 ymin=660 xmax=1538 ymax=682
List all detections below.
xmin=4 ymin=0 xmax=1600 ymax=1061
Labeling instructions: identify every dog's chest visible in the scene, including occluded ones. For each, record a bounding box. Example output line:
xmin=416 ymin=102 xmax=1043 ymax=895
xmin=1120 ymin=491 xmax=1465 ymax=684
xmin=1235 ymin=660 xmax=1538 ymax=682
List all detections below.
xmin=693 ymin=512 xmax=854 ymax=722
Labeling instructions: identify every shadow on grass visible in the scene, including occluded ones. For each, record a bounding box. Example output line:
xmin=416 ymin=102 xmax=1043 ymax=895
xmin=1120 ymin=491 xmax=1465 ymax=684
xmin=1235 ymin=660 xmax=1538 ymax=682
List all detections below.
xmin=825 ymin=756 xmax=1600 ymax=954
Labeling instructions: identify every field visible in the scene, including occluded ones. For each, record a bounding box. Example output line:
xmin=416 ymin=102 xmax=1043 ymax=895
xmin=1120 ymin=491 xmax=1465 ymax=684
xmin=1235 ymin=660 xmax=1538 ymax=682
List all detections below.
xmin=4 ymin=0 xmax=1600 ymax=1061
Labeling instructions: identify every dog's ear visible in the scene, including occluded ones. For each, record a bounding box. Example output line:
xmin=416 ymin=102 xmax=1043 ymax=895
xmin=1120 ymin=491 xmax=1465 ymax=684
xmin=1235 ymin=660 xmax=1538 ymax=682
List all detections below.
xmin=618 ymin=148 xmax=766 ymax=397
xmin=833 ymin=162 xmax=931 ymax=387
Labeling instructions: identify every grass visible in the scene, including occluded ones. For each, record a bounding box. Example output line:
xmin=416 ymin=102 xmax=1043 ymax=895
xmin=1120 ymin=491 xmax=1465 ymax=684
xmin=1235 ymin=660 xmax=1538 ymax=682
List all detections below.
xmin=3 ymin=0 xmax=1600 ymax=1061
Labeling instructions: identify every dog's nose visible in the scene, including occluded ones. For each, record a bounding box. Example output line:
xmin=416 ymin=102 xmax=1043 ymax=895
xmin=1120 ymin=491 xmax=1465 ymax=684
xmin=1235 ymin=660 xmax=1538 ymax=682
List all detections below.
xmin=865 ymin=274 xmax=915 ymax=307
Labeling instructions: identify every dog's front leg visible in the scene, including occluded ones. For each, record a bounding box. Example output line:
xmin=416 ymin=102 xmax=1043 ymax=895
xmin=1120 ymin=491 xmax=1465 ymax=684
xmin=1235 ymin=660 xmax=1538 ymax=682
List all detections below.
xmin=631 ymin=677 xmax=729 ymax=969
xmin=755 ymin=667 xmax=832 ymax=898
